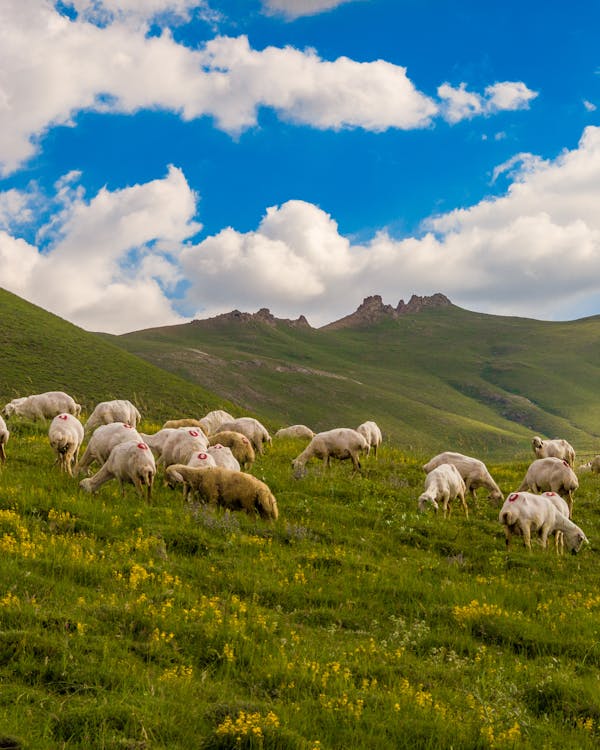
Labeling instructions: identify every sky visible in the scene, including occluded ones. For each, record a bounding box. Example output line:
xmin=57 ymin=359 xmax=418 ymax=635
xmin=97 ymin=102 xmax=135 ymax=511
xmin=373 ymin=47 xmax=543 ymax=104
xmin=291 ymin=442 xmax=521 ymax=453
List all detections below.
xmin=1 ymin=0 xmax=599 ymax=334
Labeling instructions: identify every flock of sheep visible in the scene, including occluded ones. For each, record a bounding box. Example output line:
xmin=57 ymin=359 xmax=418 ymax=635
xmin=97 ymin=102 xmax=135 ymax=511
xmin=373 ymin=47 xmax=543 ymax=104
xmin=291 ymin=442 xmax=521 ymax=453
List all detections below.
xmin=0 ymin=390 xmax=594 ymax=554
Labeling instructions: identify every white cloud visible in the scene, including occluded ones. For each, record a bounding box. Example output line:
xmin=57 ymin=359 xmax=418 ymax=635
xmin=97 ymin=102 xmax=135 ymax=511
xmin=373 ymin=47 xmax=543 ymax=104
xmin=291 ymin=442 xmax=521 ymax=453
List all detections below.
xmin=584 ymin=99 xmax=597 ymax=112
xmin=261 ymin=0 xmax=356 ymax=19
xmin=438 ymin=81 xmax=537 ymax=124
xmin=62 ymin=0 xmax=211 ymax=26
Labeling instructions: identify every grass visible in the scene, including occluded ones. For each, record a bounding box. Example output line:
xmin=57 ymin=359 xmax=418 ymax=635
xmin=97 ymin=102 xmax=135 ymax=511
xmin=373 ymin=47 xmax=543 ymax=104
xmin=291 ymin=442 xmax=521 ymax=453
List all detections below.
xmin=1 ymin=418 xmax=600 ymax=749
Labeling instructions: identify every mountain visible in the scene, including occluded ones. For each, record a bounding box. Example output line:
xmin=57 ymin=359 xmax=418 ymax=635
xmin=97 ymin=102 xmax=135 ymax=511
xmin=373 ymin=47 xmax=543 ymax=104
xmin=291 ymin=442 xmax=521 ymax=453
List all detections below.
xmin=0 ymin=288 xmax=234 ymax=422
xmin=110 ymin=295 xmax=600 ymax=459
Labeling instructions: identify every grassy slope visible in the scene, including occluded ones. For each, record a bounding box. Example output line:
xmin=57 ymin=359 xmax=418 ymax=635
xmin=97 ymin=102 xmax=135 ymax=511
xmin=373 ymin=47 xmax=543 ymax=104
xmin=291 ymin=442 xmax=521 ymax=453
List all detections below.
xmin=0 ymin=288 xmax=236 ymax=421
xmin=113 ymin=305 xmax=600 ymax=460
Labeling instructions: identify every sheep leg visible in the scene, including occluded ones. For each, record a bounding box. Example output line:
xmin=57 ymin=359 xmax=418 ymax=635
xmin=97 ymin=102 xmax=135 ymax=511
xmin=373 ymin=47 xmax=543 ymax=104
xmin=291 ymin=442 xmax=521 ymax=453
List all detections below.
xmin=0 ymin=443 xmax=5 ymax=463
xmin=522 ymin=526 xmax=532 ymax=551
xmin=350 ymin=451 xmax=362 ymax=475
xmin=458 ymin=490 xmax=469 ymax=519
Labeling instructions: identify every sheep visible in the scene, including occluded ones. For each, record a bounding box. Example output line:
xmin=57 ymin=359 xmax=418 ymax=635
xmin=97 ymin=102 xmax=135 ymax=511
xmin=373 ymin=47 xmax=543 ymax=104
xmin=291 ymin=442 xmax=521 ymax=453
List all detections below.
xmin=499 ymin=491 xmax=587 ymax=553
xmin=275 ymin=425 xmax=315 ymax=440
xmin=84 ymin=399 xmax=141 ymax=433
xmin=164 ymin=464 xmax=278 ymax=520
xmin=422 ymin=452 xmax=504 ymax=505
xmin=187 ymin=450 xmax=218 ymax=469
xmin=157 ymin=427 xmax=209 ymax=468
xmin=76 ymin=422 xmax=143 ymax=475
xmin=578 ymin=455 xmax=600 ymax=473
xmin=48 ymin=413 xmax=85 ymax=476
xmin=139 ymin=428 xmax=178 ymax=459
xmin=542 ymin=491 xmax=571 ymax=554
xmin=198 ymin=409 xmax=235 ymax=437
xmin=162 ymin=418 xmax=206 ymax=432
xmin=206 ymin=444 xmax=241 ymax=471
xmin=517 ymin=457 xmax=579 ymax=516
xmin=292 ymin=428 xmax=369 ymax=479
xmin=0 ymin=415 xmax=9 ymax=464
xmin=356 ymin=421 xmax=383 ymax=458
xmin=79 ymin=440 xmax=156 ymax=501
xmin=3 ymin=391 xmax=81 ymax=420
xmin=532 ymin=436 xmax=575 ymax=467
xmin=217 ymin=417 xmax=272 ymax=455
xmin=417 ymin=463 xmax=468 ymax=517
xmin=208 ymin=431 xmax=256 ymax=470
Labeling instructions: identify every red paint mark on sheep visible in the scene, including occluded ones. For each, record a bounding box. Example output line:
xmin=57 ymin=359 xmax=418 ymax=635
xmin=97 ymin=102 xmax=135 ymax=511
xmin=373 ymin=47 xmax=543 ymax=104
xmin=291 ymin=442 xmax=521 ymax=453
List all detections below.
xmin=124 ymin=424 xmax=132 ymax=428
xmin=508 ymin=493 xmax=519 ymax=502
xmin=188 ymin=430 xmax=199 ymax=437
xmin=198 ymin=453 xmax=207 ymax=459
xmin=59 ymin=414 xmax=68 ymax=420
xmin=137 ymin=443 xmax=148 ymax=450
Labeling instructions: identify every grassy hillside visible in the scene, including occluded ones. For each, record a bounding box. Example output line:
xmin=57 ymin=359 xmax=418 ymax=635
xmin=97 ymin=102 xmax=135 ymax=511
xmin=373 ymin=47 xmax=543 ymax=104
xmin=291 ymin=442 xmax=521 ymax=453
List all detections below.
xmin=0 ymin=288 xmax=235 ymax=421
xmin=113 ymin=305 xmax=600 ymax=460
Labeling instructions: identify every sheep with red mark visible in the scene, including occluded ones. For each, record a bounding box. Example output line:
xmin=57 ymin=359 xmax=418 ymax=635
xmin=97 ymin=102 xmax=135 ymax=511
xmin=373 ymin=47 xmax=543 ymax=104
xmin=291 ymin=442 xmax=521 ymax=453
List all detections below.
xmin=3 ymin=391 xmax=81 ymax=421
xmin=423 ymin=451 xmax=503 ymax=504
xmin=532 ymin=436 xmax=575 ymax=466
xmin=76 ymin=422 xmax=143 ymax=475
xmin=84 ymin=399 xmax=141 ymax=433
xmin=517 ymin=457 xmax=579 ymax=515
xmin=0 ymin=415 xmax=9 ymax=464
xmin=356 ymin=421 xmax=383 ymax=458
xmin=217 ymin=417 xmax=272 ymax=454
xmin=187 ymin=451 xmax=217 ymax=469
xmin=418 ymin=463 xmax=468 ymax=517
xmin=157 ymin=427 xmax=209 ymax=468
xmin=79 ymin=440 xmax=156 ymax=501
xmin=292 ymin=428 xmax=369 ymax=479
xmin=208 ymin=431 xmax=255 ymax=470
xmin=206 ymin=444 xmax=241 ymax=471
xmin=48 ymin=413 xmax=84 ymax=476
xmin=499 ymin=491 xmax=587 ymax=553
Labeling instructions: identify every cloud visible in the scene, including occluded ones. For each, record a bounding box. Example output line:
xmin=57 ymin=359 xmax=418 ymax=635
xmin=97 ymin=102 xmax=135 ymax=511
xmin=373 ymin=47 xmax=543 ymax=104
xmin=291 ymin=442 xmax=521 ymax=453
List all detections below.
xmin=584 ymin=99 xmax=597 ymax=112
xmin=261 ymin=0 xmax=356 ymax=19
xmin=61 ymin=0 xmax=211 ymax=26
xmin=0 ymin=1 xmax=533 ymax=174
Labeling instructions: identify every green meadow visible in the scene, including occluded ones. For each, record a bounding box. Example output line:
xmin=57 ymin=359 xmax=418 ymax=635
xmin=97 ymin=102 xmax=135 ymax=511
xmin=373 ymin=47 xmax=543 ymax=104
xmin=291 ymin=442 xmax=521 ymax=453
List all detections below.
xmin=1 ymin=418 xmax=599 ymax=749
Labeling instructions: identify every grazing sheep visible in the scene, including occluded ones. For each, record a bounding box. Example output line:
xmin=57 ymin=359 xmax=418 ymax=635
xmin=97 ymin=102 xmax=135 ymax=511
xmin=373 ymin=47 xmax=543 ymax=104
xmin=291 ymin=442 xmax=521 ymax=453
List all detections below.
xmin=217 ymin=417 xmax=272 ymax=454
xmin=79 ymin=440 xmax=156 ymax=501
xmin=275 ymin=425 xmax=315 ymax=440
xmin=48 ymin=413 xmax=85 ymax=476
xmin=542 ymin=491 xmax=571 ymax=554
xmin=356 ymin=421 xmax=383 ymax=458
xmin=423 ymin=452 xmax=504 ymax=504
xmin=206 ymin=444 xmax=241 ymax=471
xmin=208 ymin=431 xmax=255 ymax=470
xmin=499 ymin=491 xmax=587 ymax=553
xmin=139 ymin=428 xmax=178 ymax=459
xmin=532 ymin=436 xmax=576 ymax=466
xmin=517 ymin=457 xmax=579 ymax=516
xmin=3 ymin=391 xmax=81 ymax=420
xmin=162 ymin=418 xmax=206 ymax=431
xmin=0 ymin=415 xmax=9 ymax=464
xmin=198 ymin=410 xmax=235 ymax=437
xmin=578 ymin=455 xmax=600 ymax=473
xmin=157 ymin=428 xmax=209 ymax=468
xmin=84 ymin=399 xmax=141 ymax=433
xmin=164 ymin=464 xmax=278 ymax=520
xmin=76 ymin=422 xmax=143 ymax=475
xmin=292 ymin=428 xmax=369 ymax=479
xmin=418 ymin=463 xmax=468 ymax=517
xmin=187 ymin=451 xmax=218 ymax=469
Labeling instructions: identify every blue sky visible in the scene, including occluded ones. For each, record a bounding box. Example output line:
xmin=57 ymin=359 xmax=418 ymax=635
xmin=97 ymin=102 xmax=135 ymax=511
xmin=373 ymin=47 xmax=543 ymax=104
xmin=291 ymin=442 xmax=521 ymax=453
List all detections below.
xmin=1 ymin=0 xmax=599 ymax=333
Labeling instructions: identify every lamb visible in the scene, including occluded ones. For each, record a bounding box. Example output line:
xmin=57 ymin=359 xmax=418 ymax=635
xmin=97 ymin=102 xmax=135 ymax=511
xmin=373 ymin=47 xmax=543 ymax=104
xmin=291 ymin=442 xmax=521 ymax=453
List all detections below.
xmin=217 ymin=417 xmax=272 ymax=454
xmin=76 ymin=422 xmax=143 ymax=475
xmin=578 ymin=455 xmax=600 ymax=473
xmin=499 ymin=491 xmax=587 ymax=553
xmin=275 ymin=425 xmax=315 ymax=440
xmin=3 ymin=391 xmax=81 ymax=420
xmin=157 ymin=427 xmax=209 ymax=468
xmin=208 ymin=431 xmax=255 ymax=470
xmin=84 ymin=400 xmax=141 ymax=433
xmin=164 ymin=464 xmax=278 ymax=520
xmin=162 ymin=418 xmax=206 ymax=431
xmin=417 ymin=463 xmax=468 ymax=518
xmin=356 ymin=421 xmax=383 ymax=458
xmin=206 ymin=444 xmax=241 ymax=471
xmin=79 ymin=440 xmax=156 ymax=501
xmin=198 ymin=409 xmax=235 ymax=437
xmin=0 ymin=415 xmax=9 ymax=463
xmin=517 ymin=457 xmax=579 ymax=515
xmin=422 ymin=452 xmax=504 ymax=504
xmin=292 ymin=428 xmax=369 ymax=479
xmin=187 ymin=451 xmax=218 ymax=469
xmin=48 ymin=413 xmax=85 ymax=476
xmin=532 ymin=436 xmax=575 ymax=466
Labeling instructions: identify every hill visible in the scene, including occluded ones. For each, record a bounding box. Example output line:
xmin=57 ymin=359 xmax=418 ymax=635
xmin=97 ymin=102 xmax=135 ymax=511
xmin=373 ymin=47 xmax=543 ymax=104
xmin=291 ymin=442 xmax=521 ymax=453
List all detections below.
xmin=0 ymin=287 xmax=234 ymax=422
xmin=110 ymin=294 xmax=600 ymax=460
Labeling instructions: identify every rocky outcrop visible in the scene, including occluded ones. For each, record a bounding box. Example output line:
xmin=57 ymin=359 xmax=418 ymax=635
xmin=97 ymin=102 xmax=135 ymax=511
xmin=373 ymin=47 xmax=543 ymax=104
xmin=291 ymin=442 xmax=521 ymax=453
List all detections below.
xmin=191 ymin=308 xmax=312 ymax=329
xmin=322 ymin=293 xmax=452 ymax=330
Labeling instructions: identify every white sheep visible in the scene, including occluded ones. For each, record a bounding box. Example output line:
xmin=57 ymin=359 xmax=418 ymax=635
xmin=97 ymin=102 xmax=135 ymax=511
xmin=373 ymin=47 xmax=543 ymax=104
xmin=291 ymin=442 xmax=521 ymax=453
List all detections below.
xmin=208 ymin=431 xmax=256 ymax=470
xmin=578 ymin=455 xmax=600 ymax=473
xmin=275 ymin=425 xmax=315 ymax=440
xmin=292 ymin=428 xmax=369 ymax=479
xmin=532 ymin=436 xmax=575 ymax=466
xmin=79 ymin=440 xmax=156 ymax=501
xmin=164 ymin=464 xmax=279 ymax=520
xmin=0 ymin=415 xmax=9 ymax=464
xmin=206 ymin=444 xmax=241 ymax=471
xmin=84 ymin=400 xmax=141 ymax=433
xmin=542 ymin=491 xmax=571 ymax=554
xmin=3 ymin=391 xmax=81 ymax=420
xmin=187 ymin=450 xmax=218 ymax=469
xmin=139 ymin=428 xmax=178 ymax=459
xmin=423 ymin=452 xmax=504 ymax=505
xmin=356 ymin=421 xmax=383 ymax=458
xmin=517 ymin=457 xmax=579 ymax=516
xmin=76 ymin=422 xmax=143 ymax=475
xmin=157 ymin=427 xmax=209 ymax=468
xmin=198 ymin=409 xmax=235 ymax=437
xmin=217 ymin=417 xmax=272 ymax=454
xmin=418 ymin=463 xmax=468 ymax=517
xmin=499 ymin=491 xmax=587 ymax=553
xmin=48 ymin=413 xmax=85 ymax=476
